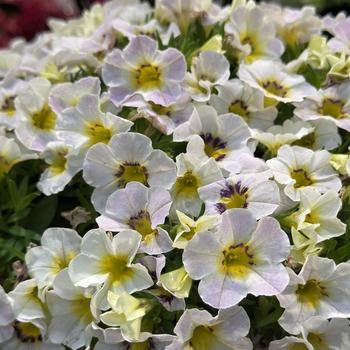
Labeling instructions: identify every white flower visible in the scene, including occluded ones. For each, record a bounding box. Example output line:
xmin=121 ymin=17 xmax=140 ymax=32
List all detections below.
xmin=69 ymin=229 xmax=153 ymax=298
xmin=173 ymin=105 xmax=252 ymax=172
xmin=199 ymin=173 xmax=280 ymax=219
xmin=102 ymin=35 xmax=186 ymax=106
xmin=225 ymin=6 xmax=284 ymax=63
xmin=0 ymin=285 xmax=15 ymax=343
xmin=210 ymin=79 xmax=277 ymax=131
xmin=25 ymin=227 xmax=82 ymax=290
xmin=184 ymin=51 xmax=230 ymax=102
xmin=37 ymin=141 xmax=82 ymax=195
xmin=267 ymin=145 xmax=342 ymax=201
xmin=277 ymin=256 xmax=350 ymax=334
xmin=83 ymin=132 xmax=176 ymax=212
xmin=183 ymin=209 xmax=290 ymax=308
xmin=46 ymin=269 xmax=94 ymax=350
xmin=166 ymin=306 xmax=253 ymax=350
xmin=170 ymin=152 xmax=223 ymax=218
xmin=238 ymin=60 xmax=316 ymax=106
xmin=96 ymin=182 xmax=173 ymax=254
xmin=294 ymin=81 xmax=350 ymax=132
xmin=15 ymin=77 xmax=58 ymax=151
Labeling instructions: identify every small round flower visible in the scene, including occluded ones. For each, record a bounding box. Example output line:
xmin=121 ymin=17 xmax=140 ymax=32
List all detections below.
xmin=102 ymin=35 xmax=186 ymax=106
xmin=166 ymin=306 xmax=253 ymax=350
xmin=96 ymin=182 xmax=173 ymax=254
xmin=83 ymin=132 xmax=176 ymax=212
xmin=183 ymin=208 xmax=290 ymax=308
xmin=267 ymin=145 xmax=342 ymax=201
xmin=238 ymin=60 xmax=316 ymax=106
xmin=277 ymin=256 xmax=350 ymax=334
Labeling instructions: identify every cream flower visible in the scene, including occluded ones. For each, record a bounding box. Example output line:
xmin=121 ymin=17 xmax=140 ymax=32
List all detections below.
xmin=266 ymin=145 xmax=342 ymax=201
xmin=96 ymin=182 xmax=173 ymax=254
xmin=102 ymin=35 xmax=186 ymax=106
xmin=166 ymin=306 xmax=253 ymax=350
xmin=83 ymin=132 xmax=176 ymax=212
xmin=25 ymin=227 xmax=82 ymax=290
xmin=183 ymin=209 xmax=290 ymax=308
xmin=277 ymin=256 xmax=350 ymax=334
xmin=0 ymin=285 xmax=15 ymax=343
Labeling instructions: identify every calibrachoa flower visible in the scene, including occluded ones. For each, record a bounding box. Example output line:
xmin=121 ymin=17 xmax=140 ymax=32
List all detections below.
xmin=183 ymin=209 xmax=290 ymax=308
xmin=277 ymin=256 xmax=350 ymax=334
xmin=83 ymin=132 xmax=176 ymax=212
xmin=267 ymin=145 xmax=342 ymax=201
xmin=102 ymin=35 xmax=186 ymax=106
xmin=96 ymin=182 xmax=173 ymax=254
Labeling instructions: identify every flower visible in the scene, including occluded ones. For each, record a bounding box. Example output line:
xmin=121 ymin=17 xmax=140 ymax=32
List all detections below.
xmin=277 ymin=256 xmax=350 ymax=334
xmin=159 ymin=266 xmax=192 ymax=299
xmin=0 ymin=285 xmax=15 ymax=343
xmin=102 ymin=35 xmax=186 ymax=106
xmin=266 ymin=145 xmax=342 ymax=201
xmin=96 ymin=182 xmax=173 ymax=254
xmin=183 ymin=208 xmax=290 ymax=308
xmin=166 ymin=306 xmax=253 ymax=349
xmin=83 ymin=132 xmax=176 ymax=212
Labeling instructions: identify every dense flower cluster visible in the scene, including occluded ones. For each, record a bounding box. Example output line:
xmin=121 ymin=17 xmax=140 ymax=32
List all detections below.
xmin=1 ymin=0 xmax=350 ymax=349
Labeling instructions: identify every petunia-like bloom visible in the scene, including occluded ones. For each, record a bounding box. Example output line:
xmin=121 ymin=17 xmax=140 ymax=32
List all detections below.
xmin=277 ymin=256 xmax=350 ymax=334
xmin=198 ymin=173 xmax=280 ymax=219
xmin=46 ymin=269 xmax=94 ymax=350
xmin=173 ymin=105 xmax=252 ymax=172
xmin=56 ymin=94 xmax=133 ymax=156
xmin=83 ymin=132 xmax=176 ymax=212
xmin=166 ymin=306 xmax=253 ymax=350
xmin=25 ymin=227 xmax=82 ymax=290
xmin=0 ymin=285 xmax=15 ymax=343
xmin=294 ymin=81 xmax=350 ymax=132
xmin=266 ymin=145 xmax=342 ymax=201
xmin=327 ymin=17 xmax=350 ymax=55
xmin=170 ymin=152 xmax=223 ymax=219
xmin=210 ymin=79 xmax=278 ymax=131
xmin=48 ymin=76 xmax=101 ymax=115
xmin=184 ymin=51 xmax=230 ymax=102
xmin=69 ymin=229 xmax=153 ymax=298
xmin=238 ymin=60 xmax=316 ymax=107
xmin=225 ymin=6 xmax=284 ymax=63
xmin=37 ymin=141 xmax=82 ymax=195
xmin=159 ymin=266 xmax=192 ymax=299
xmin=102 ymin=35 xmax=186 ymax=106
xmin=183 ymin=208 xmax=290 ymax=308
xmin=96 ymin=182 xmax=173 ymax=254
xmin=14 ymin=77 xmax=58 ymax=151
xmin=270 ymin=317 xmax=350 ymax=349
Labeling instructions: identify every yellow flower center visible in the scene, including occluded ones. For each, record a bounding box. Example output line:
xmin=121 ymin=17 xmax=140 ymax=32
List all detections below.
xmin=136 ymin=64 xmax=162 ymax=90
xmin=174 ymin=171 xmax=199 ymax=197
xmin=85 ymin=122 xmax=112 ymax=145
xmin=181 ymin=226 xmax=197 ymax=241
xmin=307 ymin=333 xmax=327 ymax=350
xmin=51 ymin=251 xmax=77 ymax=275
xmin=14 ymin=321 xmax=42 ymax=343
xmin=260 ymin=80 xmax=288 ymax=107
xmin=128 ymin=211 xmax=157 ymax=244
xmin=221 ymin=192 xmax=247 ymax=210
xmin=98 ymin=255 xmax=134 ymax=284
xmin=288 ymin=343 xmax=309 ymax=350
xmin=320 ymin=98 xmax=346 ymax=119
xmin=190 ymin=326 xmax=217 ymax=350
xmin=290 ymin=168 xmax=313 ymax=188
xmin=149 ymin=101 xmax=172 ymax=116
xmin=201 ymin=134 xmax=228 ymax=161
xmin=292 ymin=132 xmax=316 ymax=148
xmin=229 ymin=100 xmax=250 ymax=122
xmin=116 ymin=163 xmax=148 ymax=187
xmin=295 ymin=279 xmax=327 ymax=308
xmin=70 ymin=298 xmax=94 ymax=325
xmin=1 ymin=96 xmax=16 ymax=116
xmin=50 ymin=150 xmax=68 ymax=175
xmin=239 ymin=32 xmax=261 ymax=62
xmin=221 ymin=243 xmax=254 ymax=278
xmin=31 ymin=103 xmax=56 ymax=131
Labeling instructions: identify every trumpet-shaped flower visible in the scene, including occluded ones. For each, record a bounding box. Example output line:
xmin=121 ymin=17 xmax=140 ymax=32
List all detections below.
xmin=25 ymin=227 xmax=82 ymax=289
xmin=277 ymin=256 xmax=350 ymax=334
xmin=96 ymin=182 xmax=173 ymax=254
xmin=184 ymin=51 xmax=230 ymax=102
xmin=198 ymin=174 xmax=280 ymax=219
xmin=69 ymin=229 xmax=153 ymax=297
xmin=238 ymin=60 xmax=316 ymax=107
xmin=267 ymin=145 xmax=341 ymax=201
xmin=159 ymin=266 xmax=192 ymax=299
xmin=166 ymin=306 xmax=253 ymax=350
xmin=83 ymin=132 xmax=176 ymax=212
xmin=210 ymin=79 xmax=277 ymax=131
xmin=183 ymin=209 xmax=290 ymax=308
xmin=102 ymin=35 xmax=186 ymax=106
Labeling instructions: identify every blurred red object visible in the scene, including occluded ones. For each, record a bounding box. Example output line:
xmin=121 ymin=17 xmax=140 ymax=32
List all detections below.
xmin=0 ymin=0 xmax=79 ymax=47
